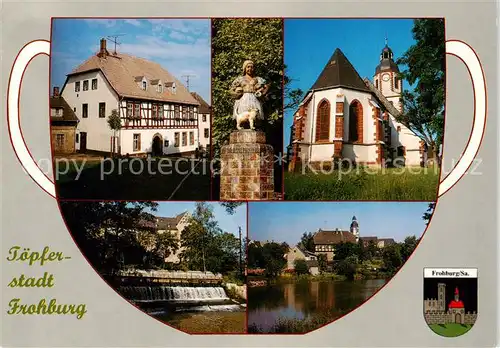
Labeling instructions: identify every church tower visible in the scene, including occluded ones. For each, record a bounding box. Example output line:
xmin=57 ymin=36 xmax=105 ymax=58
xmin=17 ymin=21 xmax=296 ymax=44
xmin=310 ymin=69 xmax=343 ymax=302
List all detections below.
xmin=373 ymin=38 xmax=403 ymax=112
xmin=350 ymin=216 xmax=359 ymax=241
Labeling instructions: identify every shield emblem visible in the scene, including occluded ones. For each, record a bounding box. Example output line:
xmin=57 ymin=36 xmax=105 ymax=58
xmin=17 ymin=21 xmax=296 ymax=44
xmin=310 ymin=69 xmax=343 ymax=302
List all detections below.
xmin=423 ymin=268 xmax=478 ymax=337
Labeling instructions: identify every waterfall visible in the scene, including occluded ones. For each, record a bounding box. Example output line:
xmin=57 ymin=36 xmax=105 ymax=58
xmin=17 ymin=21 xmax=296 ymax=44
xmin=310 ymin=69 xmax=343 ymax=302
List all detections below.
xmin=118 ymin=286 xmax=229 ymax=303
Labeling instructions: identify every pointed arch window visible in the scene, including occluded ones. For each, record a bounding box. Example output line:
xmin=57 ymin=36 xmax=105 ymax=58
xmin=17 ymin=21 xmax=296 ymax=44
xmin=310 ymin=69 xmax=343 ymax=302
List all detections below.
xmin=349 ymin=100 xmax=363 ymax=142
xmin=315 ymin=100 xmax=330 ymax=142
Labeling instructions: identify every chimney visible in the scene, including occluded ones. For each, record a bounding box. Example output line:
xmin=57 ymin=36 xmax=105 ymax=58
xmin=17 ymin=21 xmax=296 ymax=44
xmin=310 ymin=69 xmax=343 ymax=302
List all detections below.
xmin=98 ymin=38 xmax=109 ymax=57
xmin=53 ymin=86 xmax=59 ymax=97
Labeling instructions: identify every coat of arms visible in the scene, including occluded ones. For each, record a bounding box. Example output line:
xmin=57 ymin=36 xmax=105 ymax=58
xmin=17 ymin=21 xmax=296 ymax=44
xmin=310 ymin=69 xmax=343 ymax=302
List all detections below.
xmin=423 ymin=268 xmax=478 ymax=337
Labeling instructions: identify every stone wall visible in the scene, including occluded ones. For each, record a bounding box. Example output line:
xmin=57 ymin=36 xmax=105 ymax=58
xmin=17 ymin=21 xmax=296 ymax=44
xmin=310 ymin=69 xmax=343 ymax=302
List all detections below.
xmin=51 ymin=126 xmax=76 ymax=154
xmin=424 ymin=310 xmax=477 ymax=325
xmin=220 ymin=130 xmax=274 ymax=200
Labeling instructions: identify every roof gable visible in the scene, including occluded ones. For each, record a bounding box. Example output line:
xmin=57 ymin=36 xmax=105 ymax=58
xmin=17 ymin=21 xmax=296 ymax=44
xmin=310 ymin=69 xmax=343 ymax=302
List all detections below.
xmin=310 ymin=48 xmax=370 ymax=93
xmin=190 ymin=92 xmax=211 ymax=114
xmin=50 ymin=96 xmax=79 ymax=124
xmin=68 ymin=53 xmax=199 ymax=105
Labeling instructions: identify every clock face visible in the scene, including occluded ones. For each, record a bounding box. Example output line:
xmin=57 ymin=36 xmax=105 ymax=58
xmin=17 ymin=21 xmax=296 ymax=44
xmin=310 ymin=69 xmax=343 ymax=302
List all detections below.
xmin=382 ymin=74 xmax=390 ymax=82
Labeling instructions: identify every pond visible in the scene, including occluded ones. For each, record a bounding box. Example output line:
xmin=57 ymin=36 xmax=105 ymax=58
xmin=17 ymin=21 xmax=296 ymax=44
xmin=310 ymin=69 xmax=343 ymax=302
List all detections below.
xmin=248 ymin=278 xmax=387 ymax=333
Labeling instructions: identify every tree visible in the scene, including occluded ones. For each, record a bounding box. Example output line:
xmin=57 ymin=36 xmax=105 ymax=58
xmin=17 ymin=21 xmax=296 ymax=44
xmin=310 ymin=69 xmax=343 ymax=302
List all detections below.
xmin=294 ymin=259 xmax=309 ymax=275
xmin=262 ymin=242 xmax=287 ymax=278
xmin=400 ymin=235 xmax=419 ymax=263
xmin=317 ymin=254 xmax=328 ymax=274
xmin=336 ymin=255 xmax=359 ymax=280
xmin=107 ymin=109 xmax=121 ymax=156
xmin=59 ymin=201 xmax=159 ymax=273
xmin=284 ymin=65 xmax=304 ymax=112
xmin=422 ymin=202 xmax=435 ymax=225
xmin=366 ymin=240 xmax=379 ymax=259
xmin=298 ymin=232 xmax=315 ymax=253
xmin=382 ymin=244 xmax=403 ymax=273
xmin=219 ymin=202 xmax=244 ymax=215
xmin=333 ymin=242 xmax=358 ymax=261
xmin=396 ymin=19 xmax=445 ymax=162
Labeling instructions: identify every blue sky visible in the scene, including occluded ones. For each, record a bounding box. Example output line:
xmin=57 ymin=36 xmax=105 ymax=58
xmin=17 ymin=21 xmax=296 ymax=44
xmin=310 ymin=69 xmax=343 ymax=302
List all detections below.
xmin=150 ymin=202 xmax=246 ymax=237
xmin=249 ymin=202 xmax=431 ymax=246
xmin=284 ymin=18 xmax=416 ymax=145
xmin=51 ymin=19 xmax=210 ymax=102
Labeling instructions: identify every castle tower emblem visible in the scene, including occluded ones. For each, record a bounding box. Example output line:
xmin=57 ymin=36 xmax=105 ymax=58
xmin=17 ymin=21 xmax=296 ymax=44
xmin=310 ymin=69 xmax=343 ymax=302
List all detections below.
xmin=423 ymin=268 xmax=478 ymax=337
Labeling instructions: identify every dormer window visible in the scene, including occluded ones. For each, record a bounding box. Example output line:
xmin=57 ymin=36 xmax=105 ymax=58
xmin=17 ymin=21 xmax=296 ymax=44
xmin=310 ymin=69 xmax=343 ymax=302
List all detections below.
xmin=142 ymin=81 xmax=147 ymax=90
xmin=158 ymin=84 xmax=163 ymax=93
xmin=51 ymin=108 xmax=63 ymax=117
xmin=171 ymin=82 xmax=176 ymax=94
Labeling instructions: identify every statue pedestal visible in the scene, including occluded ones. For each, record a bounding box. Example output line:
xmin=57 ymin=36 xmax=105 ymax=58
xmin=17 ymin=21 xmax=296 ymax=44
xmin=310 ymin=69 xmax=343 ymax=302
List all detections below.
xmin=220 ymin=130 xmax=274 ymax=200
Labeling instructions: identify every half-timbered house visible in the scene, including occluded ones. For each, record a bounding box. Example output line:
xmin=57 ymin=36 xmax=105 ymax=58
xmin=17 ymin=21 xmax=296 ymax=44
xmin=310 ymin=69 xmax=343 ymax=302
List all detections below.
xmin=61 ymin=38 xmax=201 ymax=156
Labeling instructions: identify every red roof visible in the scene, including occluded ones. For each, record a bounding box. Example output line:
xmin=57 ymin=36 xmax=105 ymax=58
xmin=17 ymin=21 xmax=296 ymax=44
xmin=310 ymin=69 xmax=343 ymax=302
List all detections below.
xmin=448 ymin=287 xmax=465 ymax=308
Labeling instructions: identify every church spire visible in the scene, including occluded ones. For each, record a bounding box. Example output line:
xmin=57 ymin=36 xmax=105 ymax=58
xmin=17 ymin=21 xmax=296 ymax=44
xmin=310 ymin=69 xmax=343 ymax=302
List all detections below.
xmin=385 ymin=34 xmax=388 ymax=47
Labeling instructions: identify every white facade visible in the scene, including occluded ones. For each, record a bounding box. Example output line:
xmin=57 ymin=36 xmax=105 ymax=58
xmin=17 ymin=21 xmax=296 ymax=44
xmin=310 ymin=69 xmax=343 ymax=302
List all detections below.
xmin=62 ymin=71 xmax=119 ymax=152
xmin=198 ymin=112 xmax=211 ymax=150
xmin=163 ymin=212 xmax=190 ymax=264
xmin=61 ymin=71 xmax=200 ymax=156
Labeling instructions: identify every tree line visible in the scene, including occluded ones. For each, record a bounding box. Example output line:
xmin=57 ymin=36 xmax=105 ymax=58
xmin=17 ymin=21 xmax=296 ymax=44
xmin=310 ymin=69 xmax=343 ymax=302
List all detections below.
xmin=59 ymin=201 xmax=245 ymax=280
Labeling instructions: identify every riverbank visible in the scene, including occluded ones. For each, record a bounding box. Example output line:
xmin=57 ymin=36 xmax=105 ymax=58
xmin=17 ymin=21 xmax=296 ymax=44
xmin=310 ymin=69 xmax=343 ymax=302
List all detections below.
xmin=155 ymin=310 xmax=246 ymax=333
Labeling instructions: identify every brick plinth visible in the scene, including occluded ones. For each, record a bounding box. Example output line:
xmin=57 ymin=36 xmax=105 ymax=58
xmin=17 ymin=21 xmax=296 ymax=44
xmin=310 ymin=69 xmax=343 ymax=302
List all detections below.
xmin=220 ymin=130 xmax=274 ymax=200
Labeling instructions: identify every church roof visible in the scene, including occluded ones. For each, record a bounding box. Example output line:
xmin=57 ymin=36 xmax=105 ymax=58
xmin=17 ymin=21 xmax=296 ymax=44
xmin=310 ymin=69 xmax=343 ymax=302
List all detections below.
xmin=363 ymin=78 xmax=402 ymax=117
xmin=375 ymin=44 xmax=400 ymax=75
xmin=310 ymin=48 xmax=371 ymax=93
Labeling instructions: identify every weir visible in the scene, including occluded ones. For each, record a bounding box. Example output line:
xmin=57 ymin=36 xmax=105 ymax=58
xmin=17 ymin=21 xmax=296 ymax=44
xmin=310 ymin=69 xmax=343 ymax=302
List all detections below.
xmin=107 ymin=270 xmax=243 ymax=313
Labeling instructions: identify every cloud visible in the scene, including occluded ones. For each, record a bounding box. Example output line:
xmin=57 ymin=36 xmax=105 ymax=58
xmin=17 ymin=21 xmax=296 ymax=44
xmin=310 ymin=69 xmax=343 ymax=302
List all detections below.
xmin=147 ymin=19 xmax=209 ymax=41
xmin=124 ymin=19 xmax=142 ymax=27
xmin=83 ymin=19 xmax=117 ymax=28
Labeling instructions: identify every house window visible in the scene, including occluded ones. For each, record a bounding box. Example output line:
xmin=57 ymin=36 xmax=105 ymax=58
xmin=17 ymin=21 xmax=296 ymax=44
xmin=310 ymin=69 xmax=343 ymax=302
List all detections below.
xmin=152 ymin=104 xmax=158 ymax=118
xmin=202 ymin=114 xmax=207 ymax=122
xmin=56 ymin=134 xmax=65 ymax=147
xmin=397 ymin=146 xmax=405 ymax=157
xmin=158 ymin=105 xmax=164 ymax=118
xmin=92 ymin=79 xmax=98 ymax=90
xmin=142 ymin=81 xmax=147 ymax=90
xmin=83 ymin=80 xmax=89 ymax=91
xmin=189 ymin=131 xmax=194 ymax=145
xmin=133 ymin=134 xmax=141 ymax=151
xmin=182 ymin=132 xmax=187 ymax=146
xmin=175 ymin=105 xmax=180 ymax=118
xmin=127 ymin=103 xmax=133 ymax=117
xmin=375 ymin=79 xmax=378 ymax=89
xmin=189 ymin=107 xmax=194 ymax=120
xmin=174 ymin=132 xmax=180 ymax=147
xmin=99 ymin=103 xmax=106 ymax=118
xmin=76 ymin=134 xmax=79 ymax=143
xmin=75 ymin=81 xmax=80 ymax=92
xmin=82 ymin=104 xmax=88 ymax=118
xmin=315 ymin=100 xmax=330 ymax=142
xmin=204 ymin=128 xmax=209 ymax=138
xmin=134 ymin=103 xmax=140 ymax=118
xmin=394 ymin=77 xmax=398 ymax=89
xmin=73 ymin=107 xmax=76 ymax=112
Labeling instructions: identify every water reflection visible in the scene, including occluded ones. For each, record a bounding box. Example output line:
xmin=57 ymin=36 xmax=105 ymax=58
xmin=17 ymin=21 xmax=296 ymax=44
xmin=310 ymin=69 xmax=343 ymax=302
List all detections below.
xmin=248 ymin=279 xmax=386 ymax=331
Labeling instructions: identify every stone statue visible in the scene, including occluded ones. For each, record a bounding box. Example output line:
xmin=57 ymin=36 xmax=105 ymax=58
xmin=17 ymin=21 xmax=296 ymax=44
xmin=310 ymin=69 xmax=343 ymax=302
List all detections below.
xmin=230 ymin=60 xmax=269 ymax=130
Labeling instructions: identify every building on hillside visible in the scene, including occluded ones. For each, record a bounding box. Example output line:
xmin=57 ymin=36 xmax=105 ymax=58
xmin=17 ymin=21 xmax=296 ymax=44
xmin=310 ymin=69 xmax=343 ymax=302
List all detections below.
xmin=137 ymin=211 xmax=191 ymax=264
xmin=285 ymin=245 xmax=319 ymax=275
xmin=190 ymin=92 xmax=211 ymax=152
xmin=288 ymin=42 xmax=426 ymax=170
xmin=50 ymin=87 xmax=79 ymax=154
xmin=61 ymin=38 xmax=201 ymax=157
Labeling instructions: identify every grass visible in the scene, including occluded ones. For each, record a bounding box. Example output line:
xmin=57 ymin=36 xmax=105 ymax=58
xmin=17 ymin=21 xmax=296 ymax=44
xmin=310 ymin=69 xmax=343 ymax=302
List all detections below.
xmin=248 ymin=308 xmax=350 ymax=333
xmin=284 ymin=166 xmax=439 ymax=200
xmin=156 ymin=311 xmax=246 ymax=334
xmin=428 ymin=323 xmax=473 ymax=337
xmin=55 ymin=157 xmax=211 ymax=200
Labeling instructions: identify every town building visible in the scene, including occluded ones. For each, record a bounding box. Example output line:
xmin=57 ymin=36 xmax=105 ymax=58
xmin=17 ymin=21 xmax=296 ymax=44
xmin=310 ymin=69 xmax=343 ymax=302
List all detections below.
xmin=285 ymin=245 xmax=319 ymax=275
xmin=288 ymin=42 xmax=426 ymax=170
xmin=50 ymin=87 xmax=79 ymax=154
xmin=137 ymin=211 xmax=190 ymax=264
xmin=60 ymin=38 xmax=201 ymax=157
xmin=312 ymin=216 xmax=395 ymax=261
xmin=190 ymin=92 xmax=211 ymax=152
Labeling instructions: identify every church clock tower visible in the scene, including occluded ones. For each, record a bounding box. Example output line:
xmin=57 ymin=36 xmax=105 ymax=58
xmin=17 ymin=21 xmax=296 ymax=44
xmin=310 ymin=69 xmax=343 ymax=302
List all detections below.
xmin=350 ymin=216 xmax=359 ymax=242
xmin=374 ymin=39 xmax=403 ymax=112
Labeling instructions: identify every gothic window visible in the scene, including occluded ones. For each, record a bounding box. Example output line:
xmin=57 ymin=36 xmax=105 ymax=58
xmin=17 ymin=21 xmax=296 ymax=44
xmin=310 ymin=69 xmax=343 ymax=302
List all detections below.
xmin=349 ymin=100 xmax=363 ymax=142
xmin=375 ymin=79 xmax=378 ymax=89
xmin=315 ymin=100 xmax=330 ymax=142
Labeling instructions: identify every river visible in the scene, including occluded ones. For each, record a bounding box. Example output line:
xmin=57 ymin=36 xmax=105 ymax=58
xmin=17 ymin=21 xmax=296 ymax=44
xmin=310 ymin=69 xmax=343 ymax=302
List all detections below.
xmin=248 ymin=278 xmax=387 ymax=333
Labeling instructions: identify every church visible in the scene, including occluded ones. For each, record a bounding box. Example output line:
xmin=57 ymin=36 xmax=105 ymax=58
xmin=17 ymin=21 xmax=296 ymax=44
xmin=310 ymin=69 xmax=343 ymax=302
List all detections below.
xmin=288 ymin=42 xmax=426 ymax=170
